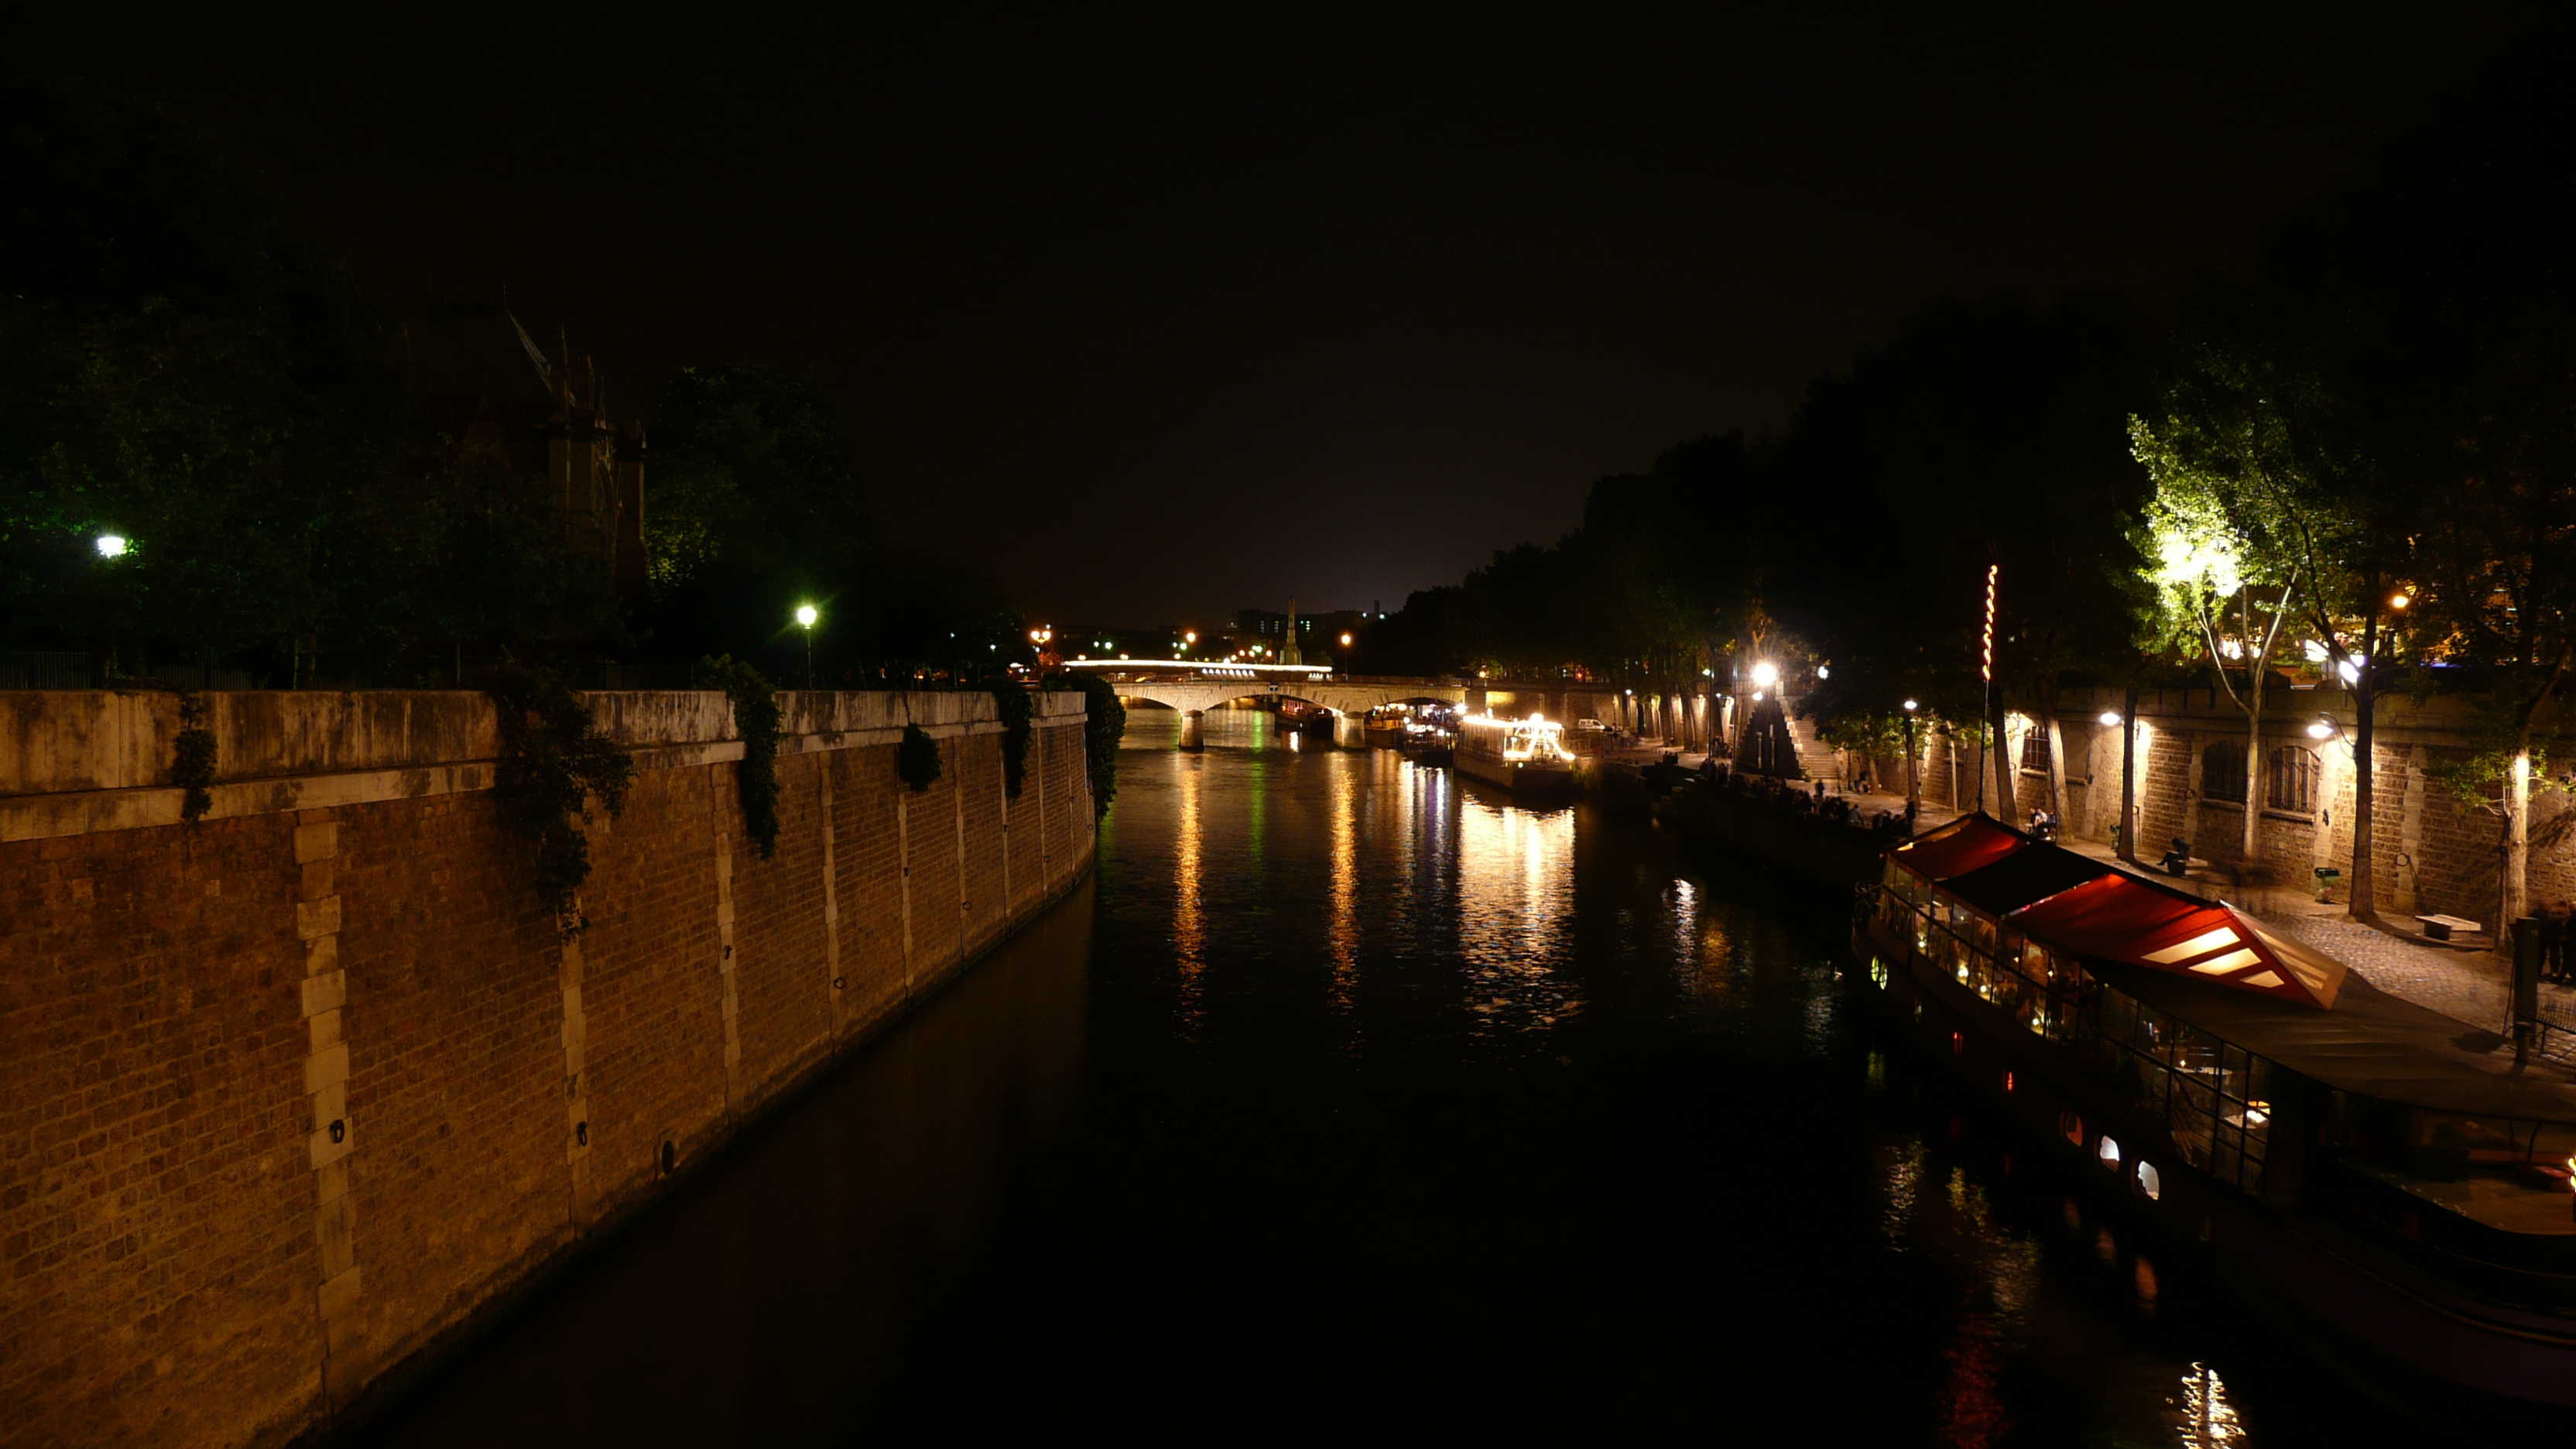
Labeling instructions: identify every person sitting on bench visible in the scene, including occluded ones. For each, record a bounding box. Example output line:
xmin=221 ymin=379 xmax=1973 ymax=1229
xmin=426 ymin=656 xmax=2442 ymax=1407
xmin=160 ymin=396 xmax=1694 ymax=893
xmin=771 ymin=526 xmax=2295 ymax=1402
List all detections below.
xmin=2158 ymin=835 xmax=2192 ymax=877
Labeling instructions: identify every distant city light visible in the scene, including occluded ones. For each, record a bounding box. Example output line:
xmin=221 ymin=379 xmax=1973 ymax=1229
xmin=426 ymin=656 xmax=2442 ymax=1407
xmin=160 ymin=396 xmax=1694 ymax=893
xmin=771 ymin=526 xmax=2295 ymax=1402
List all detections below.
xmin=94 ymin=534 xmax=126 ymax=559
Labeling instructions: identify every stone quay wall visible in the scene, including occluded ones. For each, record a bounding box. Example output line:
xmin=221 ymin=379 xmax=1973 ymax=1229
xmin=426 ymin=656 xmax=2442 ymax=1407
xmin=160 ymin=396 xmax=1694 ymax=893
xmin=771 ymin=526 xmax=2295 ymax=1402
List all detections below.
xmin=1834 ymin=684 xmax=2562 ymax=930
xmin=0 ymin=688 xmax=1094 ymax=1447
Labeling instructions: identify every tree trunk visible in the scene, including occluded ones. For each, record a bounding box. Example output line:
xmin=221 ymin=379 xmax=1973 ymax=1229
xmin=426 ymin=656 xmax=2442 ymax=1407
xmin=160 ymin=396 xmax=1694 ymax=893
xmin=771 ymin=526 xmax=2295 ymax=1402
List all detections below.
xmin=2117 ymin=686 xmax=2139 ymax=862
xmin=2242 ymin=678 xmax=2263 ymax=862
xmin=1989 ymin=687 xmax=2012 ymax=824
xmin=1906 ymin=718 xmax=1920 ymax=820
xmin=2506 ymin=746 xmax=2532 ymax=927
xmin=2045 ymin=715 xmax=2069 ymax=829
xmin=2347 ymin=618 xmax=2379 ymax=919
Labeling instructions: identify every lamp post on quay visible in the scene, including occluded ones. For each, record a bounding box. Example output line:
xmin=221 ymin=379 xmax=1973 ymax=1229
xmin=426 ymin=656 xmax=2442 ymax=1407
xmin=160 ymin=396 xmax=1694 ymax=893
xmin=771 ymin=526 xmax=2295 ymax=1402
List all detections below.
xmin=795 ymin=604 xmax=820 ymax=690
xmin=1902 ymin=699 xmax=1920 ymax=826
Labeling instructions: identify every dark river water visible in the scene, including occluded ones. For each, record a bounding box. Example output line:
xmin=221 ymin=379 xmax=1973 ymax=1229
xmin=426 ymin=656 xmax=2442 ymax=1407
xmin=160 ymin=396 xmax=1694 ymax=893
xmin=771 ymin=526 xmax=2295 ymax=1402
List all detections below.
xmin=356 ymin=708 xmax=2407 ymax=1446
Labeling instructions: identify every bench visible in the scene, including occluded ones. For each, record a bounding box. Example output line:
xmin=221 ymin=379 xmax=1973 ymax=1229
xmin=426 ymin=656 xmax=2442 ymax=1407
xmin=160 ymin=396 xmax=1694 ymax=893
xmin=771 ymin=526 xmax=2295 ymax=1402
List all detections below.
xmin=2417 ymin=913 xmax=2485 ymax=942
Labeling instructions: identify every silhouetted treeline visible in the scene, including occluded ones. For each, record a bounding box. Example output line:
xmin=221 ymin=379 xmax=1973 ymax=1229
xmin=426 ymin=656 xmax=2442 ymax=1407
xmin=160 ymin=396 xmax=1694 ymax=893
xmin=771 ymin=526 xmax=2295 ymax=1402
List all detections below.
xmin=0 ymin=75 xmax=1025 ymax=688
xmin=1359 ymin=41 xmax=2576 ymax=796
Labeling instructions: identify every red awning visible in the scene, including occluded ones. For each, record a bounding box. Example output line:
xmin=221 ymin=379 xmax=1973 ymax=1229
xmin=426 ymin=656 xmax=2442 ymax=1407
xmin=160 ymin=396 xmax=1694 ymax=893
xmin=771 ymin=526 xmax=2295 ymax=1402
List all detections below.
xmin=2009 ymin=873 xmax=2346 ymax=1009
xmin=1887 ymin=813 xmax=2026 ymax=882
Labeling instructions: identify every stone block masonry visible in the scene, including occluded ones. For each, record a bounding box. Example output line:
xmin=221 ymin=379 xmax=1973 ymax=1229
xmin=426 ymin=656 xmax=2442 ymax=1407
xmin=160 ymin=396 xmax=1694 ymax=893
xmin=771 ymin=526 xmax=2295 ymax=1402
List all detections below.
xmin=0 ymin=689 xmax=1093 ymax=1447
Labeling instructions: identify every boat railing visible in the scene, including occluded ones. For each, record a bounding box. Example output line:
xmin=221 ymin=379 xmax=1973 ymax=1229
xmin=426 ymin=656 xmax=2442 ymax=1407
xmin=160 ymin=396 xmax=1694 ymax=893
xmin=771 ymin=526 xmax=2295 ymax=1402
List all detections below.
xmin=1867 ymin=872 xmax=2576 ymax=1276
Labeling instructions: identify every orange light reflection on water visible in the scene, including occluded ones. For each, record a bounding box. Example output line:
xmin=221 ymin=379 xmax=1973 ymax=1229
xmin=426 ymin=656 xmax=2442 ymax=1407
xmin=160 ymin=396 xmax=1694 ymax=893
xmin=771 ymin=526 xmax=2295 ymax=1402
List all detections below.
xmin=1454 ymin=793 xmax=1579 ymax=1037
xmin=1328 ymin=772 xmax=1358 ymax=1012
xmin=1174 ymin=759 xmax=1204 ymax=1035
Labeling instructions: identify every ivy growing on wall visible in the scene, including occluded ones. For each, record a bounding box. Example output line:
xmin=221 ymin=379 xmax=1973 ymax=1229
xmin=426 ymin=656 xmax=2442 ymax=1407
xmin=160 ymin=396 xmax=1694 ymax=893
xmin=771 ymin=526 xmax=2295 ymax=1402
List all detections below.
xmin=173 ymin=690 xmax=216 ymax=824
xmin=992 ymin=683 xmax=1034 ymax=799
xmin=898 ymin=722 xmax=942 ymax=793
xmin=693 ymin=655 xmax=783 ymax=859
xmin=487 ymin=663 xmax=635 ymax=920
xmin=1051 ymin=673 xmax=1125 ymax=818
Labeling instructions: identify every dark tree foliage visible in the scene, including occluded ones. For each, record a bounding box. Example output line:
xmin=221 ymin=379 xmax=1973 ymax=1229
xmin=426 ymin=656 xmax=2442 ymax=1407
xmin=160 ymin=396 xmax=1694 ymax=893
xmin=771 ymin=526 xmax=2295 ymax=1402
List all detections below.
xmin=992 ymin=682 xmax=1035 ymax=799
xmin=897 ymin=722 xmax=942 ymax=793
xmin=1051 ymin=673 xmax=1126 ymax=818
xmin=0 ymin=75 xmax=622 ymax=681
xmin=172 ymin=690 xmax=215 ymax=823
xmin=1365 ymin=296 xmax=2152 ymax=748
xmin=487 ymin=664 xmax=635 ymax=918
xmin=0 ymin=77 xmax=409 ymax=670
xmin=693 ymin=655 xmax=783 ymax=859
xmin=635 ymin=362 xmax=1026 ymax=683
xmin=1773 ymin=293 xmax=2156 ymax=728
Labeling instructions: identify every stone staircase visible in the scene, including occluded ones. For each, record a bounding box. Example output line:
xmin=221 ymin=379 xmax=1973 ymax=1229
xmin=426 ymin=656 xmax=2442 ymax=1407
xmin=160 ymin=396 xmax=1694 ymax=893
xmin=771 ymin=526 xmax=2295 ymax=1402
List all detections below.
xmin=1786 ymin=714 xmax=1844 ymax=783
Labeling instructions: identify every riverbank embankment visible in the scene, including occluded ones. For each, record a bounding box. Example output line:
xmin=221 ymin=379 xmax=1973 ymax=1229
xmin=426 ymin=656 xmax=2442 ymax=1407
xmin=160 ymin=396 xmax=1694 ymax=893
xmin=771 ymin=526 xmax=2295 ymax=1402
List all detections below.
xmin=0 ymin=689 xmax=1094 ymax=1448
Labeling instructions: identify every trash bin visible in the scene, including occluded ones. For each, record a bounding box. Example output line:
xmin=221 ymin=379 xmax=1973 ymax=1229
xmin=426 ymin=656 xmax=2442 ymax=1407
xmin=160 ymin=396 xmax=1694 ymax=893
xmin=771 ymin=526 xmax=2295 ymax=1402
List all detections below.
xmin=2313 ymin=866 xmax=2342 ymax=903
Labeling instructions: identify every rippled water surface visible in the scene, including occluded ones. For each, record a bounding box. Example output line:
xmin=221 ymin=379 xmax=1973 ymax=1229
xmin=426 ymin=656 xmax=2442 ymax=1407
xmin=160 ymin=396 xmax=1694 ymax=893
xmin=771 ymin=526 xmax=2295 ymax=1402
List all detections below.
xmin=361 ymin=708 xmax=2406 ymax=1446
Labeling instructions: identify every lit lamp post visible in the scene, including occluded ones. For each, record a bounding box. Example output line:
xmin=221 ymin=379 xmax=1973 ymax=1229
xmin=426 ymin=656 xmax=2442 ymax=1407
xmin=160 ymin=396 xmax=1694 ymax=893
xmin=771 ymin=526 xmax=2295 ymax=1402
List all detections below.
xmin=1749 ymin=661 xmax=1779 ymax=773
xmin=795 ymin=604 xmax=819 ymax=689
xmin=1902 ymin=699 xmax=1920 ymax=824
xmin=1339 ymin=631 xmax=1353 ymax=674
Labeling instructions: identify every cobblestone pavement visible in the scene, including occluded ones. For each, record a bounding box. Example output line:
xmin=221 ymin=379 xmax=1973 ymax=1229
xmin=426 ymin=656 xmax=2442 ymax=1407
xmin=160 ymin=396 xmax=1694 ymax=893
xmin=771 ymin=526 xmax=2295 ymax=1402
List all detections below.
xmin=2257 ymin=913 xmax=2512 ymax=1029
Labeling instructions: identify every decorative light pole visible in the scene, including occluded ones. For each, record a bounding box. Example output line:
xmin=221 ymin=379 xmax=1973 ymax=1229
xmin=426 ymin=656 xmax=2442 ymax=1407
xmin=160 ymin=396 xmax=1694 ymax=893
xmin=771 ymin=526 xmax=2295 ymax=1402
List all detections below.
xmin=795 ymin=604 xmax=820 ymax=690
xmin=1902 ymin=699 xmax=1920 ymax=824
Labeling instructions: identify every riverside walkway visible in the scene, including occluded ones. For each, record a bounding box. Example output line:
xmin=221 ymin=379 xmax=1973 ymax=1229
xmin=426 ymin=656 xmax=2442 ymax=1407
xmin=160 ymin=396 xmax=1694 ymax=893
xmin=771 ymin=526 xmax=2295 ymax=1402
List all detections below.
xmin=1593 ymin=742 xmax=2572 ymax=1062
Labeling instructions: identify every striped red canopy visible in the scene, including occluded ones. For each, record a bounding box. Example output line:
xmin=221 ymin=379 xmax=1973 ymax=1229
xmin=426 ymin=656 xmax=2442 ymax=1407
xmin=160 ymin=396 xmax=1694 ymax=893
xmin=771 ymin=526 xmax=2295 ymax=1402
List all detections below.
xmin=2006 ymin=874 xmax=2345 ymax=1009
xmin=1884 ymin=812 xmax=2346 ymax=1009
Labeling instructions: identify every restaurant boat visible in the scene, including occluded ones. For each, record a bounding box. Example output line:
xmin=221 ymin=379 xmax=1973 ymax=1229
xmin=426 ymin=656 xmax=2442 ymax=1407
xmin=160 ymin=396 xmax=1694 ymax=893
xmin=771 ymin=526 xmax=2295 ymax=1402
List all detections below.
xmin=1853 ymin=813 xmax=2576 ymax=1409
xmin=1454 ymin=713 xmax=1576 ymax=797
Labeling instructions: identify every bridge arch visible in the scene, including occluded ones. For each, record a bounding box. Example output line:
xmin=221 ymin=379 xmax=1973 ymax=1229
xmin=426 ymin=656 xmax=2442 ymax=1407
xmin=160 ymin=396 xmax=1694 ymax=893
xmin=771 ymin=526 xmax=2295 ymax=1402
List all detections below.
xmin=1087 ymin=672 xmax=1468 ymax=748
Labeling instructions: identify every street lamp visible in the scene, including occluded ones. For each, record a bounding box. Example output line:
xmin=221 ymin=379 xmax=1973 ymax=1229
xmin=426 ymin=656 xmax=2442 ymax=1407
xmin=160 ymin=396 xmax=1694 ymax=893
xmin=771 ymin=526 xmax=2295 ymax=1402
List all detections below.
xmin=794 ymin=604 xmax=819 ymax=689
xmin=1750 ymin=660 xmax=1780 ymax=689
xmin=94 ymin=534 xmax=127 ymax=559
xmin=1901 ymin=699 xmax=1920 ymax=824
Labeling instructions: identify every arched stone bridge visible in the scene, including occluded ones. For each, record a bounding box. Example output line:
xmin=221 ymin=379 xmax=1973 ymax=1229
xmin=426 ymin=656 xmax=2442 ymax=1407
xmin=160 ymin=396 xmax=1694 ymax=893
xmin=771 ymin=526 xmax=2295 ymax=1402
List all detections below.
xmin=1083 ymin=666 xmax=1466 ymax=748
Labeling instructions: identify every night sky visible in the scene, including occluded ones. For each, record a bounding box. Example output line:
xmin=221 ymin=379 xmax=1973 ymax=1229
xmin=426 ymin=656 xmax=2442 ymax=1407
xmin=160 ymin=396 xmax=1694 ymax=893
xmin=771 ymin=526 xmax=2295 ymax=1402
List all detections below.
xmin=9 ymin=4 xmax=2561 ymax=625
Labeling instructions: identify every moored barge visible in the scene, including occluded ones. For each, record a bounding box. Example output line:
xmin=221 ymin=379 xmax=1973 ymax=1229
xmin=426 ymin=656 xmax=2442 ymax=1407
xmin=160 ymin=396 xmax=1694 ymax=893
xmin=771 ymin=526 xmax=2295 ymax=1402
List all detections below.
xmin=1854 ymin=813 xmax=2576 ymax=1410
xmin=1454 ymin=714 xmax=1576 ymax=798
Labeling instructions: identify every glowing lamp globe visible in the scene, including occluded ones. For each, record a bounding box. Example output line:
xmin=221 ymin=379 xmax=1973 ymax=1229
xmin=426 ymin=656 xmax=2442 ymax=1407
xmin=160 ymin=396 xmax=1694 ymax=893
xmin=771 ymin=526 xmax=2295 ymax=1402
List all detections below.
xmin=795 ymin=605 xmax=819 ymax=629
